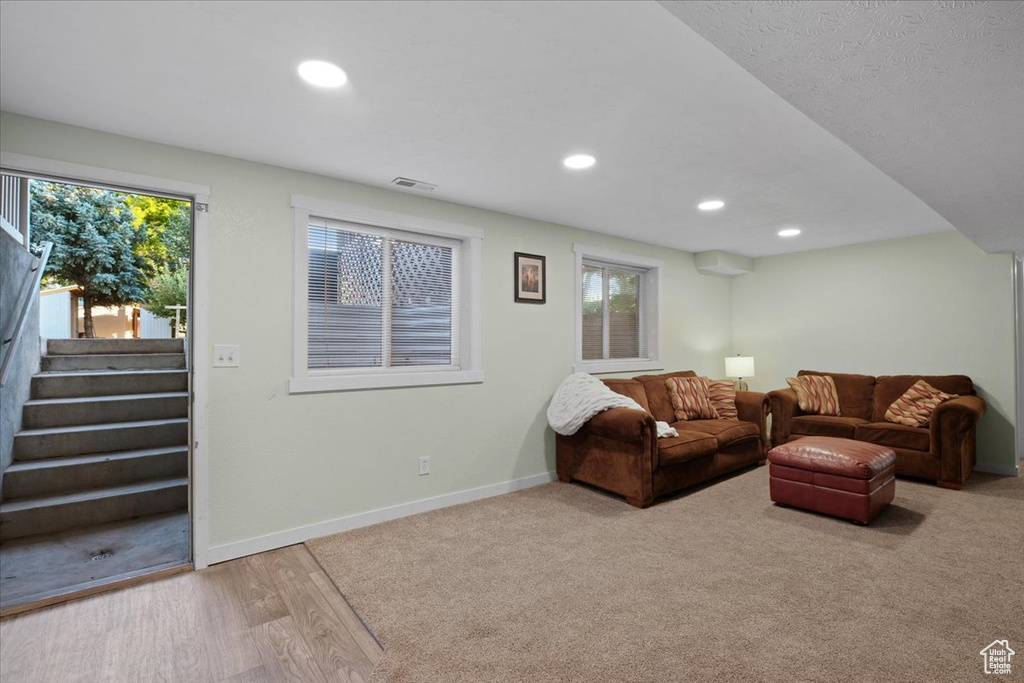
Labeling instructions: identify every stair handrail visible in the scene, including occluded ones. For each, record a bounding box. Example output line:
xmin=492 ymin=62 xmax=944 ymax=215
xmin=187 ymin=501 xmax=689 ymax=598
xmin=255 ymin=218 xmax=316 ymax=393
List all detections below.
xmin=0 ymin=241 xmax=53 ymax=387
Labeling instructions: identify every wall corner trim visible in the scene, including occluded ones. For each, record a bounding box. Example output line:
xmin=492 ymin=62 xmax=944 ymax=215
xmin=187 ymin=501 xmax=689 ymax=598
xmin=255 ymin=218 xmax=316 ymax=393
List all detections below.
xmin=206 ymin=470 xmax=557 ymax=565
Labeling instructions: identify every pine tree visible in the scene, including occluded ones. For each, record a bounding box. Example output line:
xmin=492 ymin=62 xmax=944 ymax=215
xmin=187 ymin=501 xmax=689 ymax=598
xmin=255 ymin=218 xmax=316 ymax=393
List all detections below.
xmin=30 ymin=182 xmax=148 ymax=338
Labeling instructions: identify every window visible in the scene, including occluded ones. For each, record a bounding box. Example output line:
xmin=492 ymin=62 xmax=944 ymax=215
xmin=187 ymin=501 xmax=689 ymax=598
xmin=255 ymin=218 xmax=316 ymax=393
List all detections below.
xmin=291 ymin=195 xmax=482 ymax=393
xmin=581 ymin=260 xmax=646 ymax=361
xmin=307 ymin=222 xmax=458 ymax=369
xmin=574 ymin=244 xmax=662 ymax=374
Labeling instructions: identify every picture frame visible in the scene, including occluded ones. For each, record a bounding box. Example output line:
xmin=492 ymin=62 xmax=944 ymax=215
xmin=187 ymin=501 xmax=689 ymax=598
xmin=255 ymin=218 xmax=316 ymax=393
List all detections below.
xmin=513 ymin=252 xmax=546 ymax=304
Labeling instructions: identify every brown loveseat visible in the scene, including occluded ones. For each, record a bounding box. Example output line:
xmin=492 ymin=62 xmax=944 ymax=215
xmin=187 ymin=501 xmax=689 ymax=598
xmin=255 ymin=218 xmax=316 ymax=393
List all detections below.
xmin=556 ymin=371 xmax=769 ymax=508
xmin=769 ymin=371 xmax=986 ymax=490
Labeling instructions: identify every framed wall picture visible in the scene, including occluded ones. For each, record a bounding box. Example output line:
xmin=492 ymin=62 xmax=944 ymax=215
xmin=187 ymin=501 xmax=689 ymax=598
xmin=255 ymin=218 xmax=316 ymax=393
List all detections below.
xmin=514 ymin=252 xmax=546 ymax=304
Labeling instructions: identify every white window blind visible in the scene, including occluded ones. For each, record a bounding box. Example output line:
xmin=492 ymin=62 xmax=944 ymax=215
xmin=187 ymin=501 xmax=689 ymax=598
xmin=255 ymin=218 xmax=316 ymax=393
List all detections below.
xmin=307 ymin=219 xmax=460 ymax=370
xmin=581 ymin=258 xmax=646 ymax=361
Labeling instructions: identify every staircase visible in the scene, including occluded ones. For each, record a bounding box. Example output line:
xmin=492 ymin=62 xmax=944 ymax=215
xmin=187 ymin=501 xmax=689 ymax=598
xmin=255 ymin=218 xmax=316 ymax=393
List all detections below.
xmin=0 ymin=339 xmax=189 ymax=542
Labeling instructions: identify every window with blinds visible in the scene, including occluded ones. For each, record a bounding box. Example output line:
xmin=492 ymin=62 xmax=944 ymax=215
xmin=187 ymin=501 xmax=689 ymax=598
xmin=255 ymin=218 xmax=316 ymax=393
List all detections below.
xmin=580 ymin=259 xmax=647 ymax=361
xmin=307 ymin=220 xmax=459 ymax=370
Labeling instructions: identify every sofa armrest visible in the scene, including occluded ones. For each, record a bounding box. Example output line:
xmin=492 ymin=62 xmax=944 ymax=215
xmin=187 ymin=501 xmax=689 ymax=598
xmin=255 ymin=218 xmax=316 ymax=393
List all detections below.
xmin=768 ymin=388 xmax=802 ymax=447
xmin=930 ymin=395 xmax=986 ymax=487
xmin=556 ymin=407 xmax=657 ymax=507
xmin=735 ymin=391 xmax=770 ymax=456
xmin=586 ymin=407 xmax=656 ymax=443
xmin=932 ymin=395 xmax=986 ymax=429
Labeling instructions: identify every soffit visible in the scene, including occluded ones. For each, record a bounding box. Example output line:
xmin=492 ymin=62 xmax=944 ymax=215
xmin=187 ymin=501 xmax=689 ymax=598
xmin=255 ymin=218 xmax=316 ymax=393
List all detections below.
xmin=660 ymin=0 xmax=1024 ymax=253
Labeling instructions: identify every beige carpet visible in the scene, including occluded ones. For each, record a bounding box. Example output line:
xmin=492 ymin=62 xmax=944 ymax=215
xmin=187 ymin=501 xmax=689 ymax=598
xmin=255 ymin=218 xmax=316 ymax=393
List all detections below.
xmin=307 ymin=466 xmax=1024 ymax=682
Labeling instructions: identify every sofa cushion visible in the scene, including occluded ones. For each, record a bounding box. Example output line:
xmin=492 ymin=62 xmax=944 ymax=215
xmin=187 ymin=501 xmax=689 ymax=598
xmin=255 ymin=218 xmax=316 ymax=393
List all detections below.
xmin=657 ymin=431 xmax=718 ymax=466
xmin=798 ymin=370 xmax=876 ymax=420
xmin=884 ymin=380 xmax=958 ymax=428
xmin=855 ymin=422 xmax=931 ymax=452
xmin=707 ymin=379 xmax=738 ymax=419
xmin=787 ymin=375 xmax=841 ymax=415
xmin=601 ymin=378 xmax=651 ymax=413
xmin=675 ymin=419 xmax=760 ymax=449
xmin=634 ymin=371 xmax=698 ymax=423
xmin=666 ymin=376 xmax=719 ymax=421
xmin=872 ymin=375 xmax=974 ymax=422
xmin=791 ymin=415 xmax=869 ymax=439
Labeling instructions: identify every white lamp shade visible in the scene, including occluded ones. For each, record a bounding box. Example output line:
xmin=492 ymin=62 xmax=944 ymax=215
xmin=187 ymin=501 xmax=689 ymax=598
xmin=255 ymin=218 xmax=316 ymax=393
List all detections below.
xmin=725 ymin=356 xmax=755 ymax=378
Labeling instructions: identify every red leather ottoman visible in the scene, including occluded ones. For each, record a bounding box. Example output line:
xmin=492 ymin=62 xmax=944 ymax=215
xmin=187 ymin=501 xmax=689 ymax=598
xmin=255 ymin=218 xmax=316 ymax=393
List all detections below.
xmin=768 ymin=436 xmax=896 ymax=524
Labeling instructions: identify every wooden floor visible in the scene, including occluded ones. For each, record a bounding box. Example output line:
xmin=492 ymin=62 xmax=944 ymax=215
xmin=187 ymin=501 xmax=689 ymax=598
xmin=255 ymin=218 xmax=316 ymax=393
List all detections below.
xmin=0 ymin=545 xmax=383 ymax=683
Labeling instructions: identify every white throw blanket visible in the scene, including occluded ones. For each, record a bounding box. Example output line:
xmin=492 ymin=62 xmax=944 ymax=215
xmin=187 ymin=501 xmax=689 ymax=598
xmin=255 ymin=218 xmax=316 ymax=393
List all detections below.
xmin=547 ymin=372 xmax=678 ymax=438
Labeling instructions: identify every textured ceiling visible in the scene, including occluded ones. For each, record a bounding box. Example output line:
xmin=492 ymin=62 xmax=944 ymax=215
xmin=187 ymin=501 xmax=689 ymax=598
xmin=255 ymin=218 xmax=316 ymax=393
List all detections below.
xmin=660 ymin=0 xmax=1024 ymax=253
xmin=0 ymin=1 xmax=960 ymax=257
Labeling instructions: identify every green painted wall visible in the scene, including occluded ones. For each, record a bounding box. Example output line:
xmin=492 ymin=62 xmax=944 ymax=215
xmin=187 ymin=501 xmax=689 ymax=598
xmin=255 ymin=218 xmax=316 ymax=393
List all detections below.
xmin=2 ymin=112 xmax=1016 ymax=554
xmin=734 ymin=231 xmax=1017 ymax=472
xmin=1 ymin=112 xmax=733 ymax=550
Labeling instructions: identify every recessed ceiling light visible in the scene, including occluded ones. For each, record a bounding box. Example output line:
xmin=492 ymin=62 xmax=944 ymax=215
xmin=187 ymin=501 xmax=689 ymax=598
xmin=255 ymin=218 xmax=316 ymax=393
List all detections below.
xmin=698 ymin=199 xmax=725 ymax=211
xmin=298 ymin=60 xmax=348 ymax=88
xmin=778 ymin=228 xmax=802 ymax=237
xmin=563 ymin=154 xmax=596 ymax=170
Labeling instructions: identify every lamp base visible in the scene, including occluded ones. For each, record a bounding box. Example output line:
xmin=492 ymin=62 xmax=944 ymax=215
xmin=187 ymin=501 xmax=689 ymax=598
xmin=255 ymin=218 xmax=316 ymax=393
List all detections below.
xmin=734 ymin=379 xmax=748 ymax=392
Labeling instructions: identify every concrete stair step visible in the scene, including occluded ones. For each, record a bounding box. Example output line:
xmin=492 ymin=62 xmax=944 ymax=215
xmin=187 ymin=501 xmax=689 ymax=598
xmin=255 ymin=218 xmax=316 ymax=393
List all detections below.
xmin=13 ymin=418 xmax=188 ymax=461
xmin=0 ymin=477 xmax=188 ymax=541
xmin=41 ymin=353 xmax=185 ymax=372
xmin=32 ymin=369 xmax=187 ymax=399
xmin=23 ymin=392 xmax=188 ymax=428
xmin=2 ymin=447 xmax=188 ymax=499
xmin=47 ymin=339 xmax=184 ymax=355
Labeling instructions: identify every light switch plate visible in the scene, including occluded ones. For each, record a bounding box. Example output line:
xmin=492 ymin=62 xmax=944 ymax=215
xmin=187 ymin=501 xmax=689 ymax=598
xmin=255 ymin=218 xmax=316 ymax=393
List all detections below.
xmin=213 ymin=344 xmax=240 ymax=367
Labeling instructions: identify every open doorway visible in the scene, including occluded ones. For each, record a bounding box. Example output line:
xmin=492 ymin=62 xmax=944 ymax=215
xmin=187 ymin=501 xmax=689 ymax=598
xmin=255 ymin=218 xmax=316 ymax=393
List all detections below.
xmin=33 ymin=180 xmax=191 ymax=341
xmin=0 ymin=172 xmax=193 ymax=612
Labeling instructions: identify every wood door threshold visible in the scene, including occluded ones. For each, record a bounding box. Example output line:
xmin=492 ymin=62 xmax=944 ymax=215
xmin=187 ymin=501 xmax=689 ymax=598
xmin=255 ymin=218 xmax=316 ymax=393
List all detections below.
xmin=0 ymin=560 xmax=191 ymax=618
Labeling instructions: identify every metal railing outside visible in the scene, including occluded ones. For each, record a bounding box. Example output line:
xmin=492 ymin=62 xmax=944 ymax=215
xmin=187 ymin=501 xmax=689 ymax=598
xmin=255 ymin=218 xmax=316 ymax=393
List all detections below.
xmin=0 ymin=241 xmax=52 ymax=387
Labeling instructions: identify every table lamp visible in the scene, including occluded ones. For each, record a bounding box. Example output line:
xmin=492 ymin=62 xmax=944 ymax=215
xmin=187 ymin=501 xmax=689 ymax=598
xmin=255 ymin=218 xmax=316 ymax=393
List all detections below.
xmin=725 ymin=355 xmax=755 ymax=391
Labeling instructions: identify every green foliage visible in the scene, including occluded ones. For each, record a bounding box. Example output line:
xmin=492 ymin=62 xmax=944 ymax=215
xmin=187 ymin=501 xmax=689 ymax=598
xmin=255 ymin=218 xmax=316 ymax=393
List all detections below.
xmin=30 ymin=182 xmax=147 ymax=309
xmin=122 ymin=194 xmax=190 ymax=326
xmin=581 ymin=269 xmax=640 ymax=316
xmin=608 ymin=271 xmax=639 ymax=314
xmin=122 ymin=194 xmax=190 ymax=274
xmin=144 ymin=267 xmax=188 ymax=328
xmin=30 ymin=182 xmax=191 ymax=338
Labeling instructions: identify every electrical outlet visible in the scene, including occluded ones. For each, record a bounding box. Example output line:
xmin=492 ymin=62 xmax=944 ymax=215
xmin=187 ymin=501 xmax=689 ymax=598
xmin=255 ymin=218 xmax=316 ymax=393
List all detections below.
xmin=418 ymin=456 xmax=430 ymax=476
xmin=213 ymin=344 xmax=240 ymax=367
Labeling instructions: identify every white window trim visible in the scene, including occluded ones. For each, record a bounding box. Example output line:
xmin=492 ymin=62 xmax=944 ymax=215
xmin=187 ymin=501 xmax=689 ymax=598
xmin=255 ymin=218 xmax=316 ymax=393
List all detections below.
xmin=574 ymin=243 xmax=663 ymax=375
xmin=290 ymin=194 xmax=483 ymax=393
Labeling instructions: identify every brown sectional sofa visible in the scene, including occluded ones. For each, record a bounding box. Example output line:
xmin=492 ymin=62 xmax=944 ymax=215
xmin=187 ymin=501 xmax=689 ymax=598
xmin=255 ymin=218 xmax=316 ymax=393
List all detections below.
xmin=769 ymin=370 xmax=986 ymax=490
xmin=556 ymin=371 xmax=769 ymax=508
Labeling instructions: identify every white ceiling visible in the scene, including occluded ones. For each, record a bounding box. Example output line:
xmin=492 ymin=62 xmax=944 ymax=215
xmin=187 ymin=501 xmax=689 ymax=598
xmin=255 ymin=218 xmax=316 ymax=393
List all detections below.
xmin=2 ymin=0 xmax=998 ymax=258
xmin=661 ymin=0 xmax=1024 ymax=254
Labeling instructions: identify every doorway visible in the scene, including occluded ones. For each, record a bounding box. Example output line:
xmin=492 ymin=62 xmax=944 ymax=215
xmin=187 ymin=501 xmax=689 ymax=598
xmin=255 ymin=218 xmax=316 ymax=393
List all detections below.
xmin=0 ymin=167 xmax=200 ymax=613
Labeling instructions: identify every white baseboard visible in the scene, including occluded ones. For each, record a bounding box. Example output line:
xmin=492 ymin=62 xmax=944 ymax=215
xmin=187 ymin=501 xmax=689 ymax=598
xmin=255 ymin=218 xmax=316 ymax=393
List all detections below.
xmin=206 ymin=471 xmax=557 ymax=565
xmin=974 ymin=462 xmax=1021 ymax=476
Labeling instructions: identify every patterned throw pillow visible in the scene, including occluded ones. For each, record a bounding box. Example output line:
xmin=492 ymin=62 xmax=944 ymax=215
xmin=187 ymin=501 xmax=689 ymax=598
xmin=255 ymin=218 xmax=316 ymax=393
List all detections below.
xmin=885 ymin=380 xmax=958 ymax=428
xmin=665 ymin=376 xmax=720 ymax=421
xmin=786 ymin=375 xmax=842 ymax=416
xmin=707 ymin=379 xmax=738 ymax=420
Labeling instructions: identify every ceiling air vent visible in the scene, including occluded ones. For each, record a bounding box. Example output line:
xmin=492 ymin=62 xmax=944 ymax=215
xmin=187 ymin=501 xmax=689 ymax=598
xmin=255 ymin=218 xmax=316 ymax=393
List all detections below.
xmin=391 ymin=177 xmax=437 ymax=192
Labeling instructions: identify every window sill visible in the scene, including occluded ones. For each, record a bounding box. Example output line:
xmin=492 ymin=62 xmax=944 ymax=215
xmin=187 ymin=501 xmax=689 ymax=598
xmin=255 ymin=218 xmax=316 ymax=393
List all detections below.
xmin=289 ymin=369 xmax=484 ymax=394
xmin=574 ymin=359 xmax=664 ymax=375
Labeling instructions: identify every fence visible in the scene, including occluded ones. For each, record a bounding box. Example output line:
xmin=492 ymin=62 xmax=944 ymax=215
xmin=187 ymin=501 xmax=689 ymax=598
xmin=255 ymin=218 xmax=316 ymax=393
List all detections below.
xmin=38 ymin=288 xmax=173 ymax=339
